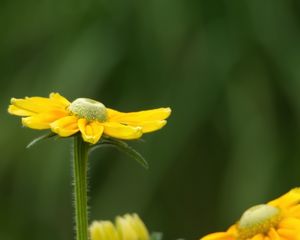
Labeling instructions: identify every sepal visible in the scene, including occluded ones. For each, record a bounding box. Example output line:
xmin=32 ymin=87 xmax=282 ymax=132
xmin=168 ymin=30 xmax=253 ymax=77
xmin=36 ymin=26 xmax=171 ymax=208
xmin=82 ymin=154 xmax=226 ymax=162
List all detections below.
xmin=90 ymin=137 xmax=149 ymax=169
xmin=26 ymin=132 xmax=57 ymax=148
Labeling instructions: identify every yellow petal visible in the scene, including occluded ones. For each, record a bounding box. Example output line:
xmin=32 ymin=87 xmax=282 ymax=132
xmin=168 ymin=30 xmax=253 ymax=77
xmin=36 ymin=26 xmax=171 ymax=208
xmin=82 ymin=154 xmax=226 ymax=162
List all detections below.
xmin=277 ymin=229 xmax=299 ymax=240
xmin=107 ymin=107 xmax=171 ymax=123
xmin=50 ymin=116 xmax=79 ymax=137
xmin=122 ymin=214 xmax=149 ymax=240
xmin=268 ymin=228 xmax=281 ymax=240
xmin=289 ymin=205 xmax=300 ymax=218
xmin=250 ymin=234 xmax=264 ymax=240
xmin=135 ymin=120 xmax=167 ymax=133
xmin=102 ymin=122 xmax=143 ymax=140
xmin=227 ymin=225 xmax=238 ymax=235
xmin=201 ymin=232 xmax=235 ymax=240
xmin=78 ymin=119 xmax=104 ymax=144
xmin=90 ymin=221 xmax=119 ymax=240
xmin=107 ymin=108 xmax=120 ymax=119
xmin=107 ymin=108 xmax=171 ymax=134
xmin=8 ymin=105 xmax=35 ymax=116
xmin=22 ymin=110 xmax=68 ymax=129
xmin=269 ymin=188 xmax=300 ymax=209
xmin=116 ymin=216 xmax=138 ymax=240
xmin=10 ymin=93 xmax=69 ymax=115
xmin=49 ymin=92 xmax=70 ymax=107
xmin=279 ymin=218 xmax=300 ymax=231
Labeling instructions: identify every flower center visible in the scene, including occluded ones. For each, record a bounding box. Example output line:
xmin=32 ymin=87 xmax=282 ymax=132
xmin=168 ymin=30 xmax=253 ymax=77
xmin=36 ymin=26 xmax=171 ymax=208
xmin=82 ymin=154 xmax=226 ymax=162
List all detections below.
xmin=69 ymin=98 xmax=107 ymax=122
xmin=237 ymin=204 xmax=281 ymax=240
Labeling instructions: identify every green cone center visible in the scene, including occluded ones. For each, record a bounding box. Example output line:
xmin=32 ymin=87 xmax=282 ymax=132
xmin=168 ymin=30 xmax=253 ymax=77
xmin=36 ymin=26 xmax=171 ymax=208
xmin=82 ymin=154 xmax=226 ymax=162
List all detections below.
xmin=237 ymin=204 xmax=281 ymax=240
xmin=69 ymin=98 xmax=107 ymax=122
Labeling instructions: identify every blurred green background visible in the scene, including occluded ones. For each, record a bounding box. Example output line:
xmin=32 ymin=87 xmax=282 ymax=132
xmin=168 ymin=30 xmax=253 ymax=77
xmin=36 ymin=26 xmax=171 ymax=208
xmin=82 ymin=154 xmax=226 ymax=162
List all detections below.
xmin=1 ymin=1 xmax=300 ymax=239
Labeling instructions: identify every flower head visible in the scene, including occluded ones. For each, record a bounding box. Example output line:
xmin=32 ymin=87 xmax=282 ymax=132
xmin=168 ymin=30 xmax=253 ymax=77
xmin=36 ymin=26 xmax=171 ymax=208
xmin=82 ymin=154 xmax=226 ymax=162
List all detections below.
xmin=201 ymin=188 xmax=300 ymax=240
xmin=90 ymin=213 xmax=149 ymax=240
xmin=8 ymin=93 xmax=171 ymax=144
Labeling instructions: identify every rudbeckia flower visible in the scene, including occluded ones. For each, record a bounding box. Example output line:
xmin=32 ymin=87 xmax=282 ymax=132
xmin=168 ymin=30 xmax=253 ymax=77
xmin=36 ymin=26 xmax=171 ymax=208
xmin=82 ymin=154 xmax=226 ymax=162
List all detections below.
xmin=201 ymin=188 xmax=300 ymax=240
xmin=90 ymin=213 xmax=149 ymax=240
xmin=8 ymin=93 xmax=171 ymax=144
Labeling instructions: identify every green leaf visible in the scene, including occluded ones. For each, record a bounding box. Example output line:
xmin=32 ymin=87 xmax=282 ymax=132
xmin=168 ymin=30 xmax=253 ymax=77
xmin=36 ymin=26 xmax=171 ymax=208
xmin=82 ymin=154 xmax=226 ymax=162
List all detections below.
xmin=90 ymin=138 xmax=149 ymax=169
xmin=26 ymin=132 xmax=57 ymax=148
xmin=150 ymin=232 xmax=163 ymax=240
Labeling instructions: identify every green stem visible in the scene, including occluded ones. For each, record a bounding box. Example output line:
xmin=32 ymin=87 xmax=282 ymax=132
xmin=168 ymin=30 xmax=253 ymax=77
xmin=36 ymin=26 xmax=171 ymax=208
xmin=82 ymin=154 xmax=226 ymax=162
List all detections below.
xmin=73 ymin=135 xmax=89 ymax=240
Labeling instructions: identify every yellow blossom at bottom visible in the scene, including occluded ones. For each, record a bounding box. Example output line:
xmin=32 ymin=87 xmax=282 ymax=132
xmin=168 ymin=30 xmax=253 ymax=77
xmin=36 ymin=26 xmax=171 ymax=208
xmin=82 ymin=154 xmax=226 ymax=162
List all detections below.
xmin=90 ymin=213 xmax=149 ymax=240
xmin=201 ymin=188 xmax=300 ymax=240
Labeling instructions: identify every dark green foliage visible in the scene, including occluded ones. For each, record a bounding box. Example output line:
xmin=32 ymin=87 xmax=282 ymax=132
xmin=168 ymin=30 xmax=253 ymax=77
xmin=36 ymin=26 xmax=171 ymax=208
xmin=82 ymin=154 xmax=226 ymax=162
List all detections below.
xmin=1 ymin=1 xmax=300 ymax=240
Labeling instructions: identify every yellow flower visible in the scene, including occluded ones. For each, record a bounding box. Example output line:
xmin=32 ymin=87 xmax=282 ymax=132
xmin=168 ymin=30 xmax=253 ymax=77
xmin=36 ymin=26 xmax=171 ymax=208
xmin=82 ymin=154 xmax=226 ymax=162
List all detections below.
xmin=8 ymin=93 xmax=171 ymax=144
xmin=89 ymin=213 xmax=149 ymax=240
xmin=201 ymin=188 xmax=300 ymax=240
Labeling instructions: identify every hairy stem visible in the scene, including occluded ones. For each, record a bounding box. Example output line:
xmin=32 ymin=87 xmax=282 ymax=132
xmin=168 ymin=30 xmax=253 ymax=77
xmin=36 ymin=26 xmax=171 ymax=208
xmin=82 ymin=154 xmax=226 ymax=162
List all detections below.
xmin=73 ymin=135 xmax=89 ymax=240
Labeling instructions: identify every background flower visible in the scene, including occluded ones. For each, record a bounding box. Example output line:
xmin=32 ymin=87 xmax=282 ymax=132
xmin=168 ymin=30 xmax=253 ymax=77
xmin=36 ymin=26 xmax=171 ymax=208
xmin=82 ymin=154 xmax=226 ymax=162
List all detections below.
xmin=201 ymin=188 xmax=300 ymax=240
xmin=90 ymin=213 xmax=149 ymax=240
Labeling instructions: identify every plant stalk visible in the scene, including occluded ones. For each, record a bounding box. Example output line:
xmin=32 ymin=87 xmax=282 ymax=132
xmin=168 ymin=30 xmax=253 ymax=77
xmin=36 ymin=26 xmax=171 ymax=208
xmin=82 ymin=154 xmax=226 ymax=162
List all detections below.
xmin=73 ymin=135 xmax=89 ymax=240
